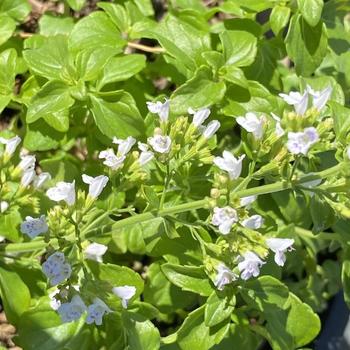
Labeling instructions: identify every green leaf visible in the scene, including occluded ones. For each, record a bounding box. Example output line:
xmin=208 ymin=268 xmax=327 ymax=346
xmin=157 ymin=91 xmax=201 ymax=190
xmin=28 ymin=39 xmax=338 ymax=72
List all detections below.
xmin=204 ymin=292 xmax=235 ymax=327
xmin=297 ymin=0 xmax=324 ymax=27
xmin=23 ymin=35 xmax=74 ymax=81
xmin=310 ymin=195 xmax=335 ymax=233
xmin=329 ymin=101 xmax=350 ymax=144
xmin=220 ymin=30 xmax=257 ymax=67
xmin=170 ymin=66 xmax=226 ymax=114
xmin=69 ymin=12 xmax=126 ymax=53
xmin=175 ymin=306 xmax=230 ymax=350
xmin=122 ymin=312 xmax=160 ymax=350
xmin=285 ymin=14 xmax=328 ymax=76
xmin=97 ymin=3 xmax=131 ymax=33
xmin=343 ymin=252 xmax=350 ymax=308
xmin=161 ymin=263 xmax=213 ymax=296
xmin=270 ymin=6 xmax=291 ymax=36
xmin=66 ymin=0 xmax=86 ymax=11
xmin=97 ymin=54 xmax=146 ymax=89
xmin=0 ymin=14 xmax=16 ymax=46
xmin=219 ymin=65 xmax=248 ymax=88
xmin=16 ymin=299 xmax=91 ymax=350
xmin=0 ymin=48 xmax=17 ymax=95
xmin=0 ymin=263 xmax=31 ymax=324
xmin=26 ymin=80 xmax=74 ymax=125
xmin=0 ymin=95 xmax=11 ymax=113
xmin=0 ymin=210 xmax=22 ymax=242
xmin=39 ymin=14 xmax=75 ymax=36
xmin=89 ymin=91 xmax=145 ymax=139
xmin=0 ymin=0 xmax=31 ymax=21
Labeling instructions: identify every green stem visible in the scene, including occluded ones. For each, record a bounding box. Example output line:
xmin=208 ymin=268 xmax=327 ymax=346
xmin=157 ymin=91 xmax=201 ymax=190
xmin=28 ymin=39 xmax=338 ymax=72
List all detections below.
xmin=295 ymin=227 xmax=342 ymax=242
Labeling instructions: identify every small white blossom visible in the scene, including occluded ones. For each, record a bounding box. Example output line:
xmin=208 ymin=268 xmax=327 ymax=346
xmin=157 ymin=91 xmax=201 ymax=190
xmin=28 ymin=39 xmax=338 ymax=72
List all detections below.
xmin=21 ymin=168 xmax=36 ymax=187
xmin=240 ymin=195 xmax=257 ymax=208
xmin=238 ymin=251 xmax=265 ymax=280
xmin=20 ymin=215 xmax=48 ymax=239
xmin=147 ymin=99 xmax=170 ymax=122
xmin=287 ymin=127 xmax=319 ymax=155
xmin=0 ymin=236 xmax=5 ymax=242
xmin=84 ymin=242 xmax=108 ymax=263
xmin=112 ymin=136 xmax=136 ymax=156
xmin=46 ymin=181 xmax=76 ymax=206
xmin=33 ymin=172 xmax=51 ymax=189
xmin=308 ymin=85 xmax=333 ymax=111
xmin=86 ymin=298 xmax=111 ymax=325
xmin=137 ymin=142 xmax=154 ymax=165
xmin=18 ymin=155 xmax=36 ymax=171
xmin=57 ymin=295 xmax=87 ymax=323
xmin=112 ymin=285 xmax=136 ymax=309
xmin=236 ymin=112 xmax=264 ymax=139
xmin=188 ymin=107 xmax=211 ymax=127
xmin=266 ymin=238 xmax=294 ymax=267
xmin=99 ymin=149 xmax=125 ymax=170
xmin=271 ymin=113 xmax=285 ymax=137
xmin=213 ymin=151 xmax=245 ymax=180
xmin=214 ymin=263 xmax=237 ymax=291
xmin=241 ymin=215 xmax=264 ymax=230
xmin=42 ymin=252 xmax=72 ymax=286
xmin=279 ymin=90 xmax=309 ymax=115
xmin=49 ymin=289 xmax=61 ymax=311
xmin=212 ymin=206 xmax=238 ymax=235
xmin=148 ymin=135 xmax=171 ymax=154
xmin=203 ymin=120 xmax=220 ymax=139
xmin=82 ymin=174 xmax=108 ymax=199
xmin=0 ymin=136 xmax=21 ymax=155
xmin=0 ymin=201 xmax=9 ymax=213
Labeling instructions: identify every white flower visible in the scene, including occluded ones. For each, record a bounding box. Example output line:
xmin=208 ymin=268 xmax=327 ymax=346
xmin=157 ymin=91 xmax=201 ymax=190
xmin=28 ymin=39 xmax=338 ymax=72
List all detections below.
xmin=241 ymin=215 xmax=264 ymax=230
xmin=42 ymin=252 xmax=72 ymax=286
xmin=240 ymin=195 xmax=257 ymax=208
xmin=271 ymin=113 xmax=285 ymax=137
xmin=147 ymin=99 xmax=170 ymax=122
xmin=49 ymin=289 xmax=61 ymax=311
xmin=236 ymin=112 xmax=264 ymax=139
xmin=57 ymin=295 xmax=87 ymax=323
xmin=21 ymin=168 xmax=36 ymax=187
xmin=18 ymin=155 xmax=36 ymax=171
xmin=82 ymin=174 xmax=108 ymax=199
xmin=20 ymin=215 xmax=48 ymax=239
xmin=86 ymin=298 xmax=111 ymax=325
xmin=148 ymin=135 xmax=171 ymax=154
xmin=266 ymin=238 xmax=294 ymax=267
xmin=203 ymin=120 xmax=220 ymax=139
xmin=188 ymin=107 xmax=211 ymax=127
xmin=287 ymin=127 xmax=319 ymax=155
xmin=84 ymin=243 xmax=108 ymax=263
xmin=99 ymin=149 xmax=125 ymax=170
xmin=0 ymin=201 xmax=9 ymax=213
xmin=212 ymin=206 xmax=238 ymax=235
xmin=0 ymin=136 xmax=21 ymax=155
xmin=139 ymin=151 xmax=154 ymax=165
xmin=112 ymin=285 xmax=136 ymax=309
xmin=0 ymin=236 xmax=5 ymax=242
xmin=46 ymin=181 xmax=76 ymax=206
xmin=238 ymin=251 xmax=265 ymax=280
xmin=213 ymin=151 xmax=245 ymax=180
xmin=214 ymin=263 xmax=237 ymax=291
xmin=112 ymin=136 xmax=136 ymax=156
xmin=279 ymin=90 xmax=309 ymax=115
xmin=33 ymin=172 xmax=51 ymax=189
xmin=308 ymin=85 xmax=332 ymax=111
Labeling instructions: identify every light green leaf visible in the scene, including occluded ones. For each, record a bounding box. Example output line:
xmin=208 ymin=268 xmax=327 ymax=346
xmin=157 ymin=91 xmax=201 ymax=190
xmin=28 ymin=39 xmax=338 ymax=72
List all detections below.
xmin=0 ymin=95 xmax=11 ymax=113
xmin=122 ymin=312 xmax=160 ymax=350
xmin=219 ymin=65 xmax=248 ymax=88
xmin=0 ymin=14 xmax=16 ymax=46
xmin=161 ymin=263 xmax=213 ymax=296
xmin=66 ymin=0 xmax=86 ymax=11
xmin=89 ymin=91 xmax=145 ymax=139
xmin=285 ymin=14 xmax=328 ymax=76
xmin=342 ymin=249 xmax=350 ymax=308
xmin=97 ymin=3 xmax=131 ymax=33
xmin=23 ymin=35 xmax=74 ymax=81
xmin=297 ymin=0 xmax=324 ymax=27
xmin=270 ymin=6 xmax=291 ymax=36
xmin=97 ymin=54 xmax=146 ymax=89
xmin=329 ymin=101 xmax=350 ymax=144
xmin=0 ymin=263 xmax=31 ymax=324
xmin=26 ymin=80 xmax=74 ymax=125
xmin=0 ymin=48 xmax=16 ymax=95
xmin=220 ymin=30 xmax=257 ymax=67
xmin=0 ymin=0 xmax=31 ymax=21
xmin=204 ymin=292 xmax=235 ymax=327
xmin=69 ymin=12 xmax=126 ymax=52
xmin=170 ymin=66 xmax=226 ymax=114
xmin=39 ymin=14 xmax=75 ymax=36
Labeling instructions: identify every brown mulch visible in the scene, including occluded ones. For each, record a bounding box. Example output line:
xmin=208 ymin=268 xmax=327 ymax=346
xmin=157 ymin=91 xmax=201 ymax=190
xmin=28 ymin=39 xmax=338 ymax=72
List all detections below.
xmin=0 ymin=309 xmax=21 ymax=350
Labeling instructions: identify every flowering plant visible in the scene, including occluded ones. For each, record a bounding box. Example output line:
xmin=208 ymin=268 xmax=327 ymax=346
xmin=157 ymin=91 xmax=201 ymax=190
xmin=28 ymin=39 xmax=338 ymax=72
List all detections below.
xmin=1 ymin=1 xmax=350 ymax=349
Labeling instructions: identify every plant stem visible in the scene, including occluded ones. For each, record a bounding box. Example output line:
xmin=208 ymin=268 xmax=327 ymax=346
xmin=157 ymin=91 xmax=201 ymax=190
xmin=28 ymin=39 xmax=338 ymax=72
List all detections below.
xmin=295 ymin=227 xmax=342 ymax=242
xmin=127 ymin=42 xmax=165 ymax=53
